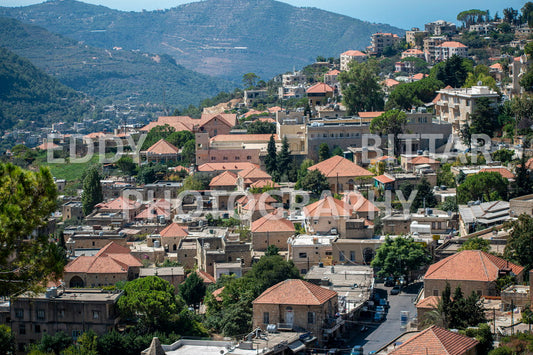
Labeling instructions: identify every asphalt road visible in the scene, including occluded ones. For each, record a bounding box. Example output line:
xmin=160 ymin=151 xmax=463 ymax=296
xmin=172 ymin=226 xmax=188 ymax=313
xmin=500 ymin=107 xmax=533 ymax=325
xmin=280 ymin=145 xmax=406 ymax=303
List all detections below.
xmin=344 ymin=282 xmax=422 ymax=354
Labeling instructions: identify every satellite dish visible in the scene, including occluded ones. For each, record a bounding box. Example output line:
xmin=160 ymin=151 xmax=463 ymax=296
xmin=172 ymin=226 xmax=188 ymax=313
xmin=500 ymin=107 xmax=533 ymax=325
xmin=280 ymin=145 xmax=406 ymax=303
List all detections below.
xmin=477 ymin=81 xmax=482 ymax=86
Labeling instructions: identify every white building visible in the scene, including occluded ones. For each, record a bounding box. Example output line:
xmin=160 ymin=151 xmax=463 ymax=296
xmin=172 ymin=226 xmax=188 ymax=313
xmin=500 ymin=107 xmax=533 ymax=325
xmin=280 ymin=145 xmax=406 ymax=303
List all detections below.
xmin=434 ymin=41 xmax=468 ymax=61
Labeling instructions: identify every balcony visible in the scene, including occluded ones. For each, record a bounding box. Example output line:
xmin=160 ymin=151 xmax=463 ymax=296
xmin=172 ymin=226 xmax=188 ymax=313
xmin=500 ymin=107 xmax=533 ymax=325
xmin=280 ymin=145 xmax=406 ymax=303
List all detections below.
xmin=323 ymin=316 xmax=345 ymax=334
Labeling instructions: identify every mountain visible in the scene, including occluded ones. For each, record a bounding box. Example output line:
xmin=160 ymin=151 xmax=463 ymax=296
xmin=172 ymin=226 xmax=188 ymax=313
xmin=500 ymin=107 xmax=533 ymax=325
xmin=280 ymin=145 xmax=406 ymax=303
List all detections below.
xmin=0 ymin=17 xmax=234 ymax=108
xmin=0 ymin=0 xmax=405 ymax=80
xmin=0 ymin=46 xmax=92 ymax=130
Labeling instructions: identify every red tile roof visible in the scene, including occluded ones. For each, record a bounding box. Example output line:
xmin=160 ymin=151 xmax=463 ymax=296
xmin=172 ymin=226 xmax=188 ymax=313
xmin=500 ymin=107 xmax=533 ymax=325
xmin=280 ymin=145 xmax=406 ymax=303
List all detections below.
xmin=196 ymin=270 xmax=216 ymax=284
xmin=253 ymin=279 xmax=337 ymax=305
xmin=309 ymin=155 xmax=373 ymax=178
xmin=307 ymin=83 xmax=335 ymax=94
xmin=146 ymin=139 xmax=179 ymax=155
xmin=407 ymin=156 xmax=439 ymax=165
xmin=342 ymin=193 xmax=380 ymax=213
xmin=140 ymin=113 xmax=237 ymax=133
xmin=209 ymin=171 xmax=238 ymax=187
xmin=437 ymin=41 xmax=468 ymax=48
xmin=251 ymin=212 xmax=295 ymax=233
xmin=479 ymin=167 xmax=515 ymax=179
xmin=135 ymin=205 xmax=171 ymax=220
xmin=490 ymin=63 xmax=503 ymax=71
xmin=35 ymin=142 xmax=60 ymax=150
xmin=326 ymin=69 xmax=341 ymax=75
xmin=197 ymin=162 xmax=260 ymax=172
xmin=237 ymin=193 xmax=277 ymax=205
xmin=358 ymin=111 xmax=385 ymax=118
xmin=342 ymin=50 xmax=367 ymax=57
xmin=389 ymin=325 xmax=479 ymax=355
xmin=238 ymin=166 xmax=272 ymax=180
xmin=383 ymin=78 xmax=400 ymax=87
xmin=416 ymin=296 xmax=440 ymax=309
xmin=96 ymin=196 xmax=141 ymax=211
xmin=210 ymin=134 xmax=277 ymax=143
xmin=212 ymin=286 xmax=225 ymax=301
xmin=304 ymin=196 xmax=352 ymax=218
xmin=374 ymin=174 xmax=395 ymax=184
xmin=425 ymin=250 xmax=524 ymax=282
xmin=65 ymin=242 xmax=142 ymax=274
xmin=159 ymin=223 xmax=188 ymax=238
xmin=250 ymin=179 xmax=281 ymax=189
xmin=403 ymin=48 xmax=425 ymax=55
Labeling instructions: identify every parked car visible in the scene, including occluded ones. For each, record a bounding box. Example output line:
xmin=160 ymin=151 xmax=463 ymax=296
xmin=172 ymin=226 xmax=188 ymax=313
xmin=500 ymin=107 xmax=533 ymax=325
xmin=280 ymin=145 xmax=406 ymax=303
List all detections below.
xmin=376 ymin=306 xmax=386 ymax=313
xmin=390 ymin=285 xmax=401 ymax=295
xmin=379 ymin=299 xmax=389 ymax=308
xmin=384 ymin=278 xmax=395 ymax=287
xmin=351 ymin=345 xmax=364 ymax=355
xmin=374 ymin=311 xmax=386 ymax=322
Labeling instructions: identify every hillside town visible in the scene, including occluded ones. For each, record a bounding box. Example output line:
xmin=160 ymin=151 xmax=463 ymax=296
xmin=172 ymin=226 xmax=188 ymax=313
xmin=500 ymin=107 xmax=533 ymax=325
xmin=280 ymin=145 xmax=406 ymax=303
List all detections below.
xmin=4 ymin=3 xmax=533 ymax=355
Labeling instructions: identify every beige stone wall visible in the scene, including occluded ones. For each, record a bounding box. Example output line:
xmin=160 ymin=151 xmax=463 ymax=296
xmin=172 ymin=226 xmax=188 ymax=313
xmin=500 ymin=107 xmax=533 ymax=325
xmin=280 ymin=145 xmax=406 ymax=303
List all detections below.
xmin=289 ymin=244 xmax=333 ymax=274
xmin=331 ymin=239 xmax=382 ymax=264
xmin=424 ymin=279 xmax=495 ymax=298
xmin=510 ymin=195 xmax=533 ymax=217
xmin=64 ymin=272 xmax=129 ymax=288
xmin=252 ymin=299 xmax=337 ymax=344
xmin=252 ymin=231 xmax=292 ymax=251
xmin=68 ymin=237 xmax=128 ymax=250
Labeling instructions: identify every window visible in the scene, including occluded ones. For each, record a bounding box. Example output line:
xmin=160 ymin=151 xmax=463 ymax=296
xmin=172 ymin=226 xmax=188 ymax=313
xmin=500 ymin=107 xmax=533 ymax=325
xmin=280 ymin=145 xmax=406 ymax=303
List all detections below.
xmin=433 ymin=289 xmax=439 ymax=296
xmin=223 ymin=156 xmax=228 ymax=161
xmin=72 ymin=330 xmax=82 ymax=339
xmin=299 ymin=252 xmax=307 ymax=258
xmin=325 ymin=251 xmax=332 ymax=256
xmin=235 ymin=156 xmax=240 ymax=160
xmin=350 ymin=251 xmax=355 ymax=262
xmin=339 ymin=252 xmax=345 ymax=262
xmin=263 ymin=312 xmax=269 ymax=324
xmin=93 ymin=311 xmax=100 ymax=320
xmin=247 ymin=156 xmax=252 ymax=160
xmin=58 ymin=309 xmax=65 ymax=318
xmin=476 ymin=290 xmax=482 ymax=296
xmin=307 ymin=312 xmax=315 ymax=324
xmin=35 ymin=325 xmax=41 ymax=333
xmin=19 ymin=324 xmax=25 ymax=335
xmin=36 ymin=309 xmax=45 ymax=320
xmin=15 ymin=308 xmax=23 ymax=319
xmin=300 ymin=269 xmax=307 ymax=274
xmin=211 ymin=156 xmax=216 ymax=161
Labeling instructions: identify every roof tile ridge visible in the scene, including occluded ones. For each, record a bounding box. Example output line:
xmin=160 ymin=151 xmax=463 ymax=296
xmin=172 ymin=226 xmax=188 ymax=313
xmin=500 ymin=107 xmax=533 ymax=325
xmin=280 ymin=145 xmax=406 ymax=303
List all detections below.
xmin=477 ymin=250 xmax=491 ymax=281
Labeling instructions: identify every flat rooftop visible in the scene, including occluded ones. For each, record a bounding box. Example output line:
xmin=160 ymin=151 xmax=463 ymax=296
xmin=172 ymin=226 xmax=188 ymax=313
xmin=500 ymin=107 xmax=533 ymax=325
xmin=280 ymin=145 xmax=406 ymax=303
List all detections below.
xmin=140 ymin=267 xmax=185 ymax=277
xmin=18 ymin=289 xmax=122 ymax=302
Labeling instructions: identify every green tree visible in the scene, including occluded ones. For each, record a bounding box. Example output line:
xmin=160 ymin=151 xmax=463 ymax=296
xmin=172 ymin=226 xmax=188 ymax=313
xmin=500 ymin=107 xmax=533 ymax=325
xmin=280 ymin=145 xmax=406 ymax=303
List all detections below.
xmin=463 ymin=65 xmax=498 ymax=92
xmin=386 ymin=77 xmax=444 ymax=110
xmin=492 ymin=149 xmax=515 ymax=164
xmin=181 ymin=139 xmax=196 ymax=165
xmin=331 ymin=146 xmax=344 ymax=157
xmin=0 ymin=325 xmax=14 ymax=355
xmin=265 ymin=244 xmax=280 ymax=256
xmin=29 ymin=331 xmax=72 ymax=354
xmin=137 ymin=164 xmax=167 ymax=184
xmin=457 ymin=171 xmax=508 ymax=204
xmin=439 ymin=196 xmax=458 ymax=212
xmin=410 ymin=178 xmax=438 ymax=212
xmin=118 ymin=276 xmax=182 ymax=332
xmin=513 ymin=153 xmax=533 ymax=197
xmin=504 ymin=214 xmax=533 ymax=271
xmin=116 ymin=156 xmax=137 ymax=176
xmin=462 ymin=324 xmax=493 ymax=354
xmin=370 ymin=109 xmax=407 ymax=155
xmin=179 ymin=272 xmax=206 ymax=309
xmin=296 ymin=169 xmax=329 ymax=195
xmin=247 ymin=120 xmax=276 ymax=134
xmin=458 ymin=236 xmax=490 ymax=252
xmin=371 ymin=236 xmax=431 ymax=284
xmin=318 ymin=143 xmax=331 ymax=162
xmin=437 ymin=163 xmax=456 ymax=188
xmin=339 ymin=60 xmax=384 ymax=115
xmin=469 ymin=97 xmax=499 ymax=138
xmin=276 ymin=136 xmax=291 ymax=181
xmin=265 ymin=134 xmax=277 ymax=175
xmin=242 ymin=73 xmax=259 ymax=89
xmin=0 ymin=163 xmax=64 ymax=296
xmin=62 ymin=331 xmax=98 ymax=355
xmin=81 ymin=166 xmax=103 ymax=215
xmin=430 ymin=55 xmax=472 ymax=88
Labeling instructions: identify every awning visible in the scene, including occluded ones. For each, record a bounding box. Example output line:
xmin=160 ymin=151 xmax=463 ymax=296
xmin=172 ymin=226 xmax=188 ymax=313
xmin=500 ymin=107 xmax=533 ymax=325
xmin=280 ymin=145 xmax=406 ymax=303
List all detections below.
xmin=288 ymin=340 xmax=306 ymax=353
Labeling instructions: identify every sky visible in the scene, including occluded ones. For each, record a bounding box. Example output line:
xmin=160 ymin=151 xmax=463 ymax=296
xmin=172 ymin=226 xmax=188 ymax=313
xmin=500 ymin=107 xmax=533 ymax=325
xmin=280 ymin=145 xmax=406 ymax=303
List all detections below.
xmin=1 ymin=0 xmax=529 ymax=29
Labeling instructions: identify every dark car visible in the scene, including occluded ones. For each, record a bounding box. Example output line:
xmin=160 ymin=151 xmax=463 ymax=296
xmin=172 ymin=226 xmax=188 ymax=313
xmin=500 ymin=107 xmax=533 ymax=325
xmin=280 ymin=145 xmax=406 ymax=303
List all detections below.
xmin=384 ymin=278 xmax=395 ymax=287
xmin=390 ymin=285 xmax=401 ymax=295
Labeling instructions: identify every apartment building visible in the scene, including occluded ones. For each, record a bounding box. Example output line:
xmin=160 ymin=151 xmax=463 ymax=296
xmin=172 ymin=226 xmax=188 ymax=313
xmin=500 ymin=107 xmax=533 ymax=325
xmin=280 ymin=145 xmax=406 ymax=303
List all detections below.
xmin=340 ymin=50 xmax=368 ymax=71
xmin=434 ymin=41 xmax=468 ymax=61
xmin=11 ymin=289 xmax=122 ymax=352
xmin=424 ymin=20 xmax=457 ymax=36
xmin=434 ymin=86 xmax=499 ymax=132
xmin=369 ymin=33 xmax=401 ymax=56
xmin=405 ymin=28 xmax=428 ymax=47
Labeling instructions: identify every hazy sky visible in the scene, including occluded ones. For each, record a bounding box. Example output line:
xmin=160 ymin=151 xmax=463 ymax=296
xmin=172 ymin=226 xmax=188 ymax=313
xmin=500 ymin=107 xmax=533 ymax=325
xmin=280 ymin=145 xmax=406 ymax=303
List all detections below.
xmin=2 ymin=0 xmax=529 ymax=29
